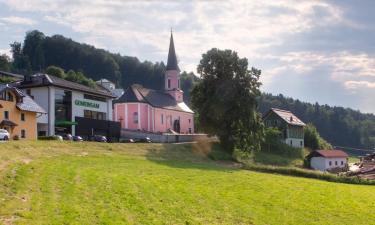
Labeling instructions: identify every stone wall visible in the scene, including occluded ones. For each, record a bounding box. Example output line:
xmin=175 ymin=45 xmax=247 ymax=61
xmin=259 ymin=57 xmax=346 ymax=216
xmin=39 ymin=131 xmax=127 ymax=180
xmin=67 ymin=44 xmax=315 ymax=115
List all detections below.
xmin=120 ymin=129 xmax=208 ymax=143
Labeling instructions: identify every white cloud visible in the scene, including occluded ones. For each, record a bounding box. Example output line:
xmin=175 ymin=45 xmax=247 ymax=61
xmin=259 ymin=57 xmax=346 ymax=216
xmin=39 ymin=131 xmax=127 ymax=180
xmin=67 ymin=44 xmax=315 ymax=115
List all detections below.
xmin=345 ymin=80 xmax=375 ymax=89
xmin=262 ymin=51 xmax=375 ymax=89
xmin=0 ymin=48 xmax=11 ymax=58
xmin=1 ymin=16 xmax=37 ymax=25
xmin=0 ymin=0 xmax=347 ymax=72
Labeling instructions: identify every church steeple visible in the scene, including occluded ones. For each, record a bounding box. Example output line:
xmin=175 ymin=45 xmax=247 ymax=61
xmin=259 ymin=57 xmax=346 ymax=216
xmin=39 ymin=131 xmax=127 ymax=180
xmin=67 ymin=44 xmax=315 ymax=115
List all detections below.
xmin=164 ymin=30 xmax=183 ymax=102
xmin=166 ymin=30 xmax=180 ymax=71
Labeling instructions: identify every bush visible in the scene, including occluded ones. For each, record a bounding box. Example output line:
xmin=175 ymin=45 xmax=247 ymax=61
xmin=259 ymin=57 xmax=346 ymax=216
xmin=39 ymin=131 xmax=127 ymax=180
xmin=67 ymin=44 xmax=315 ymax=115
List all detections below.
xmin=38 ymin=136 xmax=61 ymax=141
xmin=13 ymin=135 xmax=20 ymax=140
xmin=304 ymin=123 xmax=332 ymax=150
xmin=243 ymin=162 xmax=375 ymax=185
xmin=261 ymin=127 xmax=303 ymax=158
xmin=46 ymin=65 xmax=65 ymax=78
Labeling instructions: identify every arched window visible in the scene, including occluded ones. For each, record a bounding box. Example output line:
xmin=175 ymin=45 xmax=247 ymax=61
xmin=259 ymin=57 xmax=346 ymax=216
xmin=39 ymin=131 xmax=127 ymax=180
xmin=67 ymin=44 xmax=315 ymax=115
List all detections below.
xmin=133 ymin=112 xmax=138 ymax=124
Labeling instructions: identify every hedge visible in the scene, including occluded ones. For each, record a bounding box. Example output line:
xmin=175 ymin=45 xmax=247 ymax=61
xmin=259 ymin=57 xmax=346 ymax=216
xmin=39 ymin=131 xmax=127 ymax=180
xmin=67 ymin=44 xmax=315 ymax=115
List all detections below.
xmin=243 ymin=162 xmax=375 ymax=185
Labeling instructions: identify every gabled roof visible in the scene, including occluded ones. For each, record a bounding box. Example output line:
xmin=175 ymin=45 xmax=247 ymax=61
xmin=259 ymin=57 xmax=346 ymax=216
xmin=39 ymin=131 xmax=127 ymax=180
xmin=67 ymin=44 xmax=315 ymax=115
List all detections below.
xmin=308 ymin=150 xmax=348 ymax=158
xmin=0 ymin=119 xmax=17 ymax=127
xmin=114 ymin=84 xmax=193 ymax=113
xmin=15 ymin=74 xmax=116 ymax=98
xmin=96 ymin=78 xmax=112 ymax=83
xmin=166 ymin=32 xmax=180 ymax=71
xmin=263 ymin=108 xmax=306 ymax=126
xmin=0 ymin=70 xmax=24 ymax=79
xmin=0 ymin=84 xmax=46 ymax=113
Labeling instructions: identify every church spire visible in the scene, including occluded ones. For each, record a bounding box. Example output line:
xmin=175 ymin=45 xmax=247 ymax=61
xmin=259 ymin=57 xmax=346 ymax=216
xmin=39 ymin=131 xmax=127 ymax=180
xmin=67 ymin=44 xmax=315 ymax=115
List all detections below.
xmin=166 ymin=30 xmax=180 ymax=71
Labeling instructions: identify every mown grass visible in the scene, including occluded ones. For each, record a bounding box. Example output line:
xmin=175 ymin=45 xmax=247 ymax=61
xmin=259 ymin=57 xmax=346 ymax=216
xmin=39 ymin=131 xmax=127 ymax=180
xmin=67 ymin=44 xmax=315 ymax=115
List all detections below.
xmin=1 ymin=141 xmax=375 ymax=224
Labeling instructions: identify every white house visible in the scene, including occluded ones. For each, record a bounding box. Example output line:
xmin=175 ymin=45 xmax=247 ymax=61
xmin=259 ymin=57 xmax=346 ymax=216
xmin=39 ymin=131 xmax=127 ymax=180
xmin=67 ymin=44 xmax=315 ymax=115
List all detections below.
xmin=307 ymin=150 xmax=348 ymax=171
xmin=96 ymin=78 xmax=124 ymax=99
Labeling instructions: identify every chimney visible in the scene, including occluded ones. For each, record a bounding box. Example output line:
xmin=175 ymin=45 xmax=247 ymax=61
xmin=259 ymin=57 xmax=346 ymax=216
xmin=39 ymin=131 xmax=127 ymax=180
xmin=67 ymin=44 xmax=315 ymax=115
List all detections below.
xmin=290 ymin=116 xmax=293 ymax=122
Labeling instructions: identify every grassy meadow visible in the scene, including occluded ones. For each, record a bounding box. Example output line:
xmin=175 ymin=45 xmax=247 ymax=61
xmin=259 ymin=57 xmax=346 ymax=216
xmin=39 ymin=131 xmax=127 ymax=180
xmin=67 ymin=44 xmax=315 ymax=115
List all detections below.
xmin=0 ymin=141 xmax=374 ymax=225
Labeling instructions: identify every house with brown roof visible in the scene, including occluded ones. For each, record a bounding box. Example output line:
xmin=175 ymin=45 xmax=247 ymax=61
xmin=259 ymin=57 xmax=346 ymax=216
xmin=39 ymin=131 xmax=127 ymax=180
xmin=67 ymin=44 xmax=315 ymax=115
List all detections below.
xmin=0 ymin=84 xmax=45 ymax=140
xmin=306 ymin=150 xmax=348 ymax=171
xmin=263 ymin=108 xmax=306 ymax=148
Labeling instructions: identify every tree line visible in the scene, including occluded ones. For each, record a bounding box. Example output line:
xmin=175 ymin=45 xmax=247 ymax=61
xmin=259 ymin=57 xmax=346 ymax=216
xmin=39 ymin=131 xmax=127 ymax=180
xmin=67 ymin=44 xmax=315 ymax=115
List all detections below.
xmin=258 ymin=93 xmax=375 ymax=149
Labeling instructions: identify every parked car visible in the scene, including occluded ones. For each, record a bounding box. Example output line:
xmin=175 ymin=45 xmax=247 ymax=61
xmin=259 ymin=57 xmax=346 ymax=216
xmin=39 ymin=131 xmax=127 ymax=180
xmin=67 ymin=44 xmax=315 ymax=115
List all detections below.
xmin=0 ymin=129 xmax=9 ymax=141
xmin=122 ymin=138 xmax=135 ymax=143
xmin=53 ymin=135 xmax=63 ymax=141
xmin=135 ymin=137 xmax=152 ymax=143
xmin=90 ymin=135 xmax=107 ymax=142
xmin=73 ymin=136 xmax=83 ymax=142
xmin=62 ymin=133 xmax=73 ymax=141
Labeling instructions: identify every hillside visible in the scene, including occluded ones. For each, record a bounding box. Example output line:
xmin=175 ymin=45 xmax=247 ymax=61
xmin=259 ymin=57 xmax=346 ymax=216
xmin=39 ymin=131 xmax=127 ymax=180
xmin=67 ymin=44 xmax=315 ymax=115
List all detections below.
xmin=1 ymin=141 xmax=375 ymax=225
xmin=259 ymin=93 xmax=375 ymax=149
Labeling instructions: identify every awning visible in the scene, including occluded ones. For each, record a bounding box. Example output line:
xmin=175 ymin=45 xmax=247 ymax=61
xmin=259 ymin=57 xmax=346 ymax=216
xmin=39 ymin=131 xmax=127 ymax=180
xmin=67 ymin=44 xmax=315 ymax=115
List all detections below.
xmin=55 ymin=120 xmax=78 ymax=126
xmin=0 ymin=119 xmax=18 ymax=127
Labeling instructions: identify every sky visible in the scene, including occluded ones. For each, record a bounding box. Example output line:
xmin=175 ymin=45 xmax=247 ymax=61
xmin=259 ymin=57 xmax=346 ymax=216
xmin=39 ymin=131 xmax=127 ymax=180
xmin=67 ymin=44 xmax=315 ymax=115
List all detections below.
xmin=0 ymin=0 xmax=375 ymax=113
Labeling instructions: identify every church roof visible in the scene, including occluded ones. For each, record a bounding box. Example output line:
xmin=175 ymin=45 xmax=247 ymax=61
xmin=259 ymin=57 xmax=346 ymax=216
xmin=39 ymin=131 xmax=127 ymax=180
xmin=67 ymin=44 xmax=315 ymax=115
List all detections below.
xmin=166 ymin=32 xmax=180 ymax=71
xmin=114 ymin=84 xmax=193 ymax=113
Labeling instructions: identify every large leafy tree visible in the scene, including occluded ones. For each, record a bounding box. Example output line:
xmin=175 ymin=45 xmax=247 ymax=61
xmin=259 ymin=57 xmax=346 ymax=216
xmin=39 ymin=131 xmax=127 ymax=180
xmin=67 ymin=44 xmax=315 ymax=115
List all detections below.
xmin=0 ymin=54 xmax=11 ymax=72
xmin=191 ymin=48 xmax=264 ymax=153
xmin=10 ymin=42 xmax=31 ymax=74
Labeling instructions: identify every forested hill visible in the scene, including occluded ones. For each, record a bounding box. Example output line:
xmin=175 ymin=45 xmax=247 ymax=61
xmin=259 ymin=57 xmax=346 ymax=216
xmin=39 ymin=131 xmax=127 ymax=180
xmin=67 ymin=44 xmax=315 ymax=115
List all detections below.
xmin=6 ymin=30 xmax=375 ymax=149
xmin=258 ymin=93 xmax=375 ymax=149
xmin=8 ymin=30 xmax=198 ymax=100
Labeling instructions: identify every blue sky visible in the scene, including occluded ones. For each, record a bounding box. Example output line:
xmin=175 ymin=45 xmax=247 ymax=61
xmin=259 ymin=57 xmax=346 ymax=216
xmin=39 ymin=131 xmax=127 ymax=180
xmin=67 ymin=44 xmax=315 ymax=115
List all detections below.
xmin=0 ymin=0 xmax=375 ymax=113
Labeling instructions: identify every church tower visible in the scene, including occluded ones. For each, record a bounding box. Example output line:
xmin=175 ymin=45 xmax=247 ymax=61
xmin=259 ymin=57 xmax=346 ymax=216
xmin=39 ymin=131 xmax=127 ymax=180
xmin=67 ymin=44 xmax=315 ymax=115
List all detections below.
xmin=165 ymin=31 xmax=184 ymax=103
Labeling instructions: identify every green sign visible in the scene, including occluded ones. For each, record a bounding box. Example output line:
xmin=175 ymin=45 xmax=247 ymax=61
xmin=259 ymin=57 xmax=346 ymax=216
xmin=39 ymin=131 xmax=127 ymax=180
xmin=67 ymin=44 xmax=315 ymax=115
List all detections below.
xmin=74 ymin=99 xmax=99 ymax=109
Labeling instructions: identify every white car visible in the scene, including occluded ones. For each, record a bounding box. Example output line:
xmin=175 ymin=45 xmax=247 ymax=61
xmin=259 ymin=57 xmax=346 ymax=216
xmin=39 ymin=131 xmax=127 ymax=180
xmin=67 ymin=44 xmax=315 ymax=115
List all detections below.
xmin=0 ymin=129 xmax=10 ymax=141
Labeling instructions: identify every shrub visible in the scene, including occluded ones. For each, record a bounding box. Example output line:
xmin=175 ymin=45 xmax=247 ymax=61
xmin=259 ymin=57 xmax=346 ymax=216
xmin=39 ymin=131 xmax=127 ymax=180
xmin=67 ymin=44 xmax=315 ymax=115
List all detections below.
xmin=38 ymin=136 xmax=61 ymax=141
xmin=304 ymin=123 xmax=332 ymax=150
xmin=261 ymin=127 xmax=303 ymax=158
xmin=243 ymin=162 xmax=375 ymax=185
xmin=13 ymin=135 xmax=20 ymax=141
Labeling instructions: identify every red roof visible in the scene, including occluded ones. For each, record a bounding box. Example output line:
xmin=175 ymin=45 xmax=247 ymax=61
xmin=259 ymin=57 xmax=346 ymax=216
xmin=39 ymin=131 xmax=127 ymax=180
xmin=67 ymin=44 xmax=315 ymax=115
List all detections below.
xmin=315 ymin=150 xmax=348 ymax=158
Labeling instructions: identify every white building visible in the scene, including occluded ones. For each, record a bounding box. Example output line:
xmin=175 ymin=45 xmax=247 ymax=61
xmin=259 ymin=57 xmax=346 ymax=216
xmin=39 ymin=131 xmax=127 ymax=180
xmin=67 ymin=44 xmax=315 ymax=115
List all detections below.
xmin=15 ymin=74 xmax=120 ymax=140
xmin=263 ymin=108 xmax=306 ymax=148
xmin=96 ymin=78 xmax=124 ymax=99
xmin=307 ymin=150 xmax=348 ymax=171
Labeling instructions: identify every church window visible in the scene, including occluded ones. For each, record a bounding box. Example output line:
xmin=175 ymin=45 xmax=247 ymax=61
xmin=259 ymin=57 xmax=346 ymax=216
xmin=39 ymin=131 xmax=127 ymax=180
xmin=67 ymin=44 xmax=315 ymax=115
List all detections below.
xmin=168 ymin=79 xmax=171 ymax=89
xmin=133 ymin=112 xmax=138 ymax=124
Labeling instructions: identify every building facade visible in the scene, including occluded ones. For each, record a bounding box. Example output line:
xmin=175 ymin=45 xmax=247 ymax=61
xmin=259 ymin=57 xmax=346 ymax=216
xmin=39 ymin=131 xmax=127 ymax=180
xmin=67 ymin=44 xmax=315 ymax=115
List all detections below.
xmin=15 ymin=74 xmax=120 ymax=140
xmin=0 ymin=84 xmax=45 ymax=140
xmin=307 ymin=150 xmax=348 ymax=171
xmin=114 ymin=32 xmax=194 ymax=134
xmin=263 ymin=108 xmax=305 ymax=148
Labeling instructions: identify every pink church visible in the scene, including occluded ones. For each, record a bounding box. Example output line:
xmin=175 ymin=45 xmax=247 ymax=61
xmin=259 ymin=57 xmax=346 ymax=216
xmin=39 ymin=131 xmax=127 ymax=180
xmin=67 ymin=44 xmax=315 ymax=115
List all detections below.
xmin=113 ymin=32 xmax=195 ymax=134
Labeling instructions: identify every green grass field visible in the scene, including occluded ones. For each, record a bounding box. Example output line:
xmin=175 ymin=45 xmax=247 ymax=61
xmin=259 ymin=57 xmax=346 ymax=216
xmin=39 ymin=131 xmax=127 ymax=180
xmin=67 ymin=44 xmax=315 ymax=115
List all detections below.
xmin=0 ymin=141 xmax=374 ymax=225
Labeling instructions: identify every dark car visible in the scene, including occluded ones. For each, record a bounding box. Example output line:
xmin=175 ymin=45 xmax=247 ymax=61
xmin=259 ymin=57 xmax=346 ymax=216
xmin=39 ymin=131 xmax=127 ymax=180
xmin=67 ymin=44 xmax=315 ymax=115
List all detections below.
xmin=73 ymin=136 xmax=83 ymax=142
xmin=62 ymin=133 xmax=73 ymax=141
xmin=90 ymin=135 xmax=107 ymax=142
xmin=136 ymin=137 xmax=152 ymax=143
